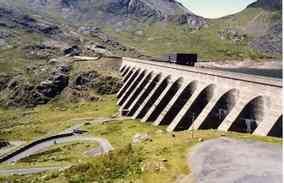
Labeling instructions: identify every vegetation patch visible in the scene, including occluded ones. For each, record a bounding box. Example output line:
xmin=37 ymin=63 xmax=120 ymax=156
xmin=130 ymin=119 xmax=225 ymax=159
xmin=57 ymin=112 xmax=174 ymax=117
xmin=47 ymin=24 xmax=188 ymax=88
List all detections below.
xmin=19 ymin=141 xmax=98 ymax=164
xmin=0 ymin=95 xmax=118 ymax=141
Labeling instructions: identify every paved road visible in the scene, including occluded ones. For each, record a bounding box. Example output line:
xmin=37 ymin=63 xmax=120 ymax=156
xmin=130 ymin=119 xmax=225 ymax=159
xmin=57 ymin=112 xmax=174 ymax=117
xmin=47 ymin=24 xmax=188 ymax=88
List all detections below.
xmin=3 ymin=136 xmax=113 ymax=163
xmin=0 ymin=136 xmax=113 ymax=175
xmin=0 ymin=141 xmax=26 ymax=157
xmin=0 ymin=117 xmax=121 ymax=175
xmin=189 ymin=138 xmax=282 ymax=183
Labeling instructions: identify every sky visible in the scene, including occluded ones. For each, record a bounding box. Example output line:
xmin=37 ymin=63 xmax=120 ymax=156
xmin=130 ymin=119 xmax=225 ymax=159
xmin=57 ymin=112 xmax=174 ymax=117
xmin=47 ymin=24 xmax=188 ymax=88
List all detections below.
xmin=177 ymin=0 xmax=257 ymax=19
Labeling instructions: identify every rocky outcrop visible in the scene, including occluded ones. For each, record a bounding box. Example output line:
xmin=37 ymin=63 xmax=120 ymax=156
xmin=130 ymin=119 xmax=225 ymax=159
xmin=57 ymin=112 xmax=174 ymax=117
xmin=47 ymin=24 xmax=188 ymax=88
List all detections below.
xmin=0 ymin=7 xmax=63 ymax=38
xmin=79 ymin=26 xmax=143 ymax=57
xmin=63 ymin=45 xmax=81 ymax=56
xmin=250 ymin=22 xmax=282 ymax=55
xmin=12 ymin=0 xmax=207 ymax=28
xmin=1 ymin=64 xmax=70 ymax=107
xmin=35 ymin=64 xmax=70 ymax=99
xmin=0 ymin=30 xmax=12 ymax=47
xmin=245 ymin=0 xmax=282 ymax=56
xmin=0 ymin=30 xmax=10 ymax=38
xmin=0 ymin=140 xmax=10 ymax=149
xmin=23 ymin=44 xmax=62 ymax=59
xmin=0 ymin=74 xmax=13 ymax=91
xmin=0 ymin=62 xmax=122 ymax=107
xmin=218 ymin=29 xmax=248 ymax=43
xmin=249 ymin=0 xmax=282 ymax=10
xmin=71 ymin=71 xmax=122 ymax=95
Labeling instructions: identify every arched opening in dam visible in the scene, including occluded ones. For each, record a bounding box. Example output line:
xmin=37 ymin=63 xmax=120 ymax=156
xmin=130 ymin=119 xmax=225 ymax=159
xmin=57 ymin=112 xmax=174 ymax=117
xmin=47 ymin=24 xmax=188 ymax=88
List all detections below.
xmin=229 ymin=96 xmax=265 ymax=133
xmin=268 ymin=115 xmax=282 ymax=138
xmin=122 ymin=72 xmax=153 ymax=111
xmin=121 ymin=66 xmax=130 ymax=77
xmin=118 ymin=69 xmax=145 ymax=106
xmin=137 ymin=76 xmax=171 ymax=119
xmin=199 ymin=89 xmax=239 ymax=129
xmin=118 ymin=68 xmax=140 ymax=99
xmin=147 ymin=78 xmax=184 ymax=122
xmin=128 ymin=74 xmax=162 ymax=116
xmin=122 ymin=67 xmax=133 ymax=82
xmin=174 ymin=84 xmax=216 ymax=131
xmin=160 ymin=81 xmax=198 ymax=125
xmin=120 ymin=65 xmax=127 ymax=73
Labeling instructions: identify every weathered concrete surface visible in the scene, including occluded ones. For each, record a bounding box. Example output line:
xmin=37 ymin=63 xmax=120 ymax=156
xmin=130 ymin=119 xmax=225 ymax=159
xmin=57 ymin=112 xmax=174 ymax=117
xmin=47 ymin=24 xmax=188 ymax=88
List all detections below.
xmin=119 ymin=58 xmax=282 ymax=137
xmin=189 ymin=138 xmax=282 ymax=183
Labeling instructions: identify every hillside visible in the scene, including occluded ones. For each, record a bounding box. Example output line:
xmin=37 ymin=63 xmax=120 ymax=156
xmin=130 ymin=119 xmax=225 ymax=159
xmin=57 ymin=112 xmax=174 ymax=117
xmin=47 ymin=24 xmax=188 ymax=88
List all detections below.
xmin=0 ymin=0 xmax=282 ymax=108
xmin=0 ymin=0 xmax=282 ymax=61
xmin=0 ymin=0 xmax=206 ymax=29
xmin=0 ymin=1 xmax=282 ymax=182
xmin=104 ymin=0 xmax=282 ymax=60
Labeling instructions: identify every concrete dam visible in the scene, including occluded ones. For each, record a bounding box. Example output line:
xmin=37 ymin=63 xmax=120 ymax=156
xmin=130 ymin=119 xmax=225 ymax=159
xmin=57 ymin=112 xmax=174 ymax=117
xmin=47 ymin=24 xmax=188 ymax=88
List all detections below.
xmin=117 ymin=57 xmax=282 ymax=138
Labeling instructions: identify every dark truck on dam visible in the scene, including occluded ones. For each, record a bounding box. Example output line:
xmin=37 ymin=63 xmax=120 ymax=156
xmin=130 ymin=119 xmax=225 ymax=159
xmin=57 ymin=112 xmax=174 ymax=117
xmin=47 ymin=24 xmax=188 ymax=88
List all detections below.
xmin=166 ymin=53 xmax=198 ymax=66
xmin=150 ymin=53 xmax=198 ymax=66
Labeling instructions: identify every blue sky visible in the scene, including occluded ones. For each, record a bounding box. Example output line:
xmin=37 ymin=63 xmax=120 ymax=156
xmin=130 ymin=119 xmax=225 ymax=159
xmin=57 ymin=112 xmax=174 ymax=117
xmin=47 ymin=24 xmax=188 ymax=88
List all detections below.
xmin=178 ymin=0 xmax=257 ymax=19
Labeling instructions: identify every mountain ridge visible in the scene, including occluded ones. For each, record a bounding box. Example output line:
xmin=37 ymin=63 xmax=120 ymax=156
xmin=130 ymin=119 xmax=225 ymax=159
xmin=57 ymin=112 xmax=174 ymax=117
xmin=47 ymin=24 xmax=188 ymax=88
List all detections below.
xmin=6 ymin=0 xmax=207 ymax=29
xmin=0 ymin=0 xmax=282 ymax=61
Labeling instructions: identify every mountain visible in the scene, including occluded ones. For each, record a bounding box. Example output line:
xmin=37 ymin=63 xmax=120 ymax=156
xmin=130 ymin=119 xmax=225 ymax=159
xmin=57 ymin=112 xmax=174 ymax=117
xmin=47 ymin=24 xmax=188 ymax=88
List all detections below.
xmin=0 ymin=0 xmax=282 ymax=107
xmin=101 ymin=0 xmax=282 ymax=60
xmin=0 ymin=0 xmax=282 ymax=62
xmin=249 ymin=0 xmax=282 ymax=10
xmin=218 ymin=0 xmax=282 ymax=56
xmin=2 ymin=0 xmax=206 ymax=29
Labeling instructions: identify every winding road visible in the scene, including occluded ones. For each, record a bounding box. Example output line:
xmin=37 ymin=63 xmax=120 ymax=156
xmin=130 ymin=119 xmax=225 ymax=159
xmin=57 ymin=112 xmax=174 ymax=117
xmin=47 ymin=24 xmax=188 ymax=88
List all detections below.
xmin=0 ymin=117 xmax=130 ymax=175
xmin=0 ymin=135 xmax=113 ymax=176
xmin=1 ymin=135 xmax=113 ymax=163
xmin=0 ymin=131 xmax=113 ymax=176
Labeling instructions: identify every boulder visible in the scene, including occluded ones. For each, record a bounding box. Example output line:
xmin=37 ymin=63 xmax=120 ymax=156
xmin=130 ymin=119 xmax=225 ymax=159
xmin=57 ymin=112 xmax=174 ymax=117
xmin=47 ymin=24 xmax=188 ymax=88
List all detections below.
xmin=36 ymin=64 xmax=70 ymax=98
xmin=134 ymin=30 xmax=144 ymax=36
xmin=64 ymin=45 xmax=81 ymax=56
xmin=132 ymin=133 xmax=152 ymax=144
xmin=0 ymin=74 xmax=12 ymax=91
xmin=0 ymin=39 xmax=6 ymax=47
xmin=0 ymin=140 xmax=10 ymax=149
xmin=85 ymin=147 xmax=105 ymax=157
xmin=73 ymin=71 xmax=98 ymax=86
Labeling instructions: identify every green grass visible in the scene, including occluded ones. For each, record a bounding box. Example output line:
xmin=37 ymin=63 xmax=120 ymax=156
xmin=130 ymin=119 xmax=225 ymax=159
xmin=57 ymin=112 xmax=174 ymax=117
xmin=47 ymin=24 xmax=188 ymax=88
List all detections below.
xmin=0 ymin=95 xmax=118 ymax=141
xmin=0 ymin=27 xmax=46 ymax=74
xmin=104 ymin=23 xmax=265 ymax=61
xmin=19 ymin=141 xmax=98 ymax=164
xmin=103 ymin=7 xmax=279 ymax=61
xmin=0 ymin=118 xmax=281 ymax=183
xmin=0 ymin=96 xmax=281 ymax=183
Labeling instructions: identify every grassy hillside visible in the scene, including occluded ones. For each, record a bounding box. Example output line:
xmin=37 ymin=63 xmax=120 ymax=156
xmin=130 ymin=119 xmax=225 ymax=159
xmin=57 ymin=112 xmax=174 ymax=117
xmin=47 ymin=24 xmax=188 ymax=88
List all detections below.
xmin=0 ymin=27 xmax=45 ymax=73
xmin=104 ymin=7 xmax=281 ymax=61
xmin=0 ymin=1 xmax=281 ymax=62
xmin=105 ymin=23 xmax=261 ymax=61
xmin=0 ymin=96 xmax=281 ymax=183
